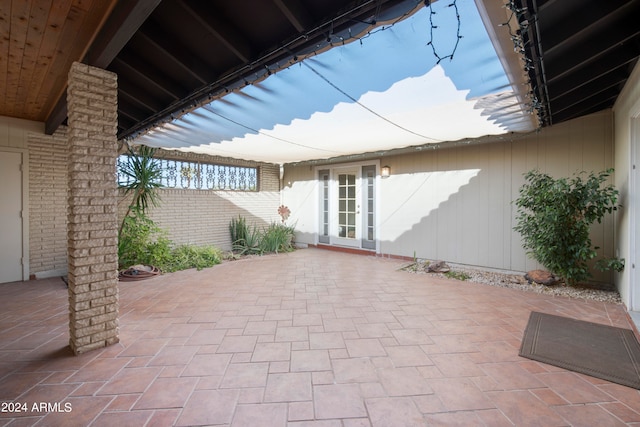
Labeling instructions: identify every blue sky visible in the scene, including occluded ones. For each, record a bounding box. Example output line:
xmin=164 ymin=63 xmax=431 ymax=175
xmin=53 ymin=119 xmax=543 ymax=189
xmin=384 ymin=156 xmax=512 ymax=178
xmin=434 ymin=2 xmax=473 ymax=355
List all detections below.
xmin=137 ymin=1 xmax=533 ymax=163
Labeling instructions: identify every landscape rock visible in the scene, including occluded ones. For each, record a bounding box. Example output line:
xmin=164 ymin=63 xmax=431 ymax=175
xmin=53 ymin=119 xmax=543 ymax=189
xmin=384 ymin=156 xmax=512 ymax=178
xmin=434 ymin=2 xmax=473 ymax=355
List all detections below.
xmin=426 ymin=260 xmax=450 ymax=273
xmin=525 ymin=270 xmax=557 ymax=285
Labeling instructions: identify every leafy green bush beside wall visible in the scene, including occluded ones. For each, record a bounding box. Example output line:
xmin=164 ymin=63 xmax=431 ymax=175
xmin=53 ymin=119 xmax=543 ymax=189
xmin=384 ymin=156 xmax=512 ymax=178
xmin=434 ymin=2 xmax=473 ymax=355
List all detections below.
xmin=513 ymin=168 xmax=623 ymax=285
xmin=117 ymin=146 xmax=222 ymax=273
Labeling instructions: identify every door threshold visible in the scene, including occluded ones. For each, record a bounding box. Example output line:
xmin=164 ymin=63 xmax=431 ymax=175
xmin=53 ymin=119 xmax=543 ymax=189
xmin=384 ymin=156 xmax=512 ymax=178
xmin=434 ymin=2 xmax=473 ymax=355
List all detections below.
xmin=312 ymin=244 xmax=375 ymax=256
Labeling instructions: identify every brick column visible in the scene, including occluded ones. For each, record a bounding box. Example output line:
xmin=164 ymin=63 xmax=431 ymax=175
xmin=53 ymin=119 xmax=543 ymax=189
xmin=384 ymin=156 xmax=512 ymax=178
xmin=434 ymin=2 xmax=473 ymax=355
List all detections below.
xmin=66 ymin=62 xmax=119 ymax=354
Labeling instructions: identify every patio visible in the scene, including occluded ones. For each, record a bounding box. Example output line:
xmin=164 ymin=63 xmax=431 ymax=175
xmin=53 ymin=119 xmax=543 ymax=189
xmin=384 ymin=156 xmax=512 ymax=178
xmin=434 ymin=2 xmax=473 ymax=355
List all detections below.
xmin=1 ymin=248 xmax=639 ymax=426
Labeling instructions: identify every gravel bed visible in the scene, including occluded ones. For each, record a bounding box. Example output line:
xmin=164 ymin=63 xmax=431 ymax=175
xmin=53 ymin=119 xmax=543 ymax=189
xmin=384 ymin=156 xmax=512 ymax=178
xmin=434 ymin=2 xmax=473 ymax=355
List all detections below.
xmin=402 ymin=262 xmax=622 ymax=304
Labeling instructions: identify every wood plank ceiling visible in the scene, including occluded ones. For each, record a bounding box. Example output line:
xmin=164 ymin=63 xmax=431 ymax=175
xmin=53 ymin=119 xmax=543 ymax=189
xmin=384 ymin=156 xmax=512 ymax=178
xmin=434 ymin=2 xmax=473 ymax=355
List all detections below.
xmin=0 ymin=0 xmax=118 ymax=122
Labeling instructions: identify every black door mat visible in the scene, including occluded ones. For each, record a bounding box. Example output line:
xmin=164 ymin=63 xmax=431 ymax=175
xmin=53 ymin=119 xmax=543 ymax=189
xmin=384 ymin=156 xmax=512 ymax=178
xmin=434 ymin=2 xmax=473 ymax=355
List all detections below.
xmin=519 ymin=311 xmax=640 ymax=390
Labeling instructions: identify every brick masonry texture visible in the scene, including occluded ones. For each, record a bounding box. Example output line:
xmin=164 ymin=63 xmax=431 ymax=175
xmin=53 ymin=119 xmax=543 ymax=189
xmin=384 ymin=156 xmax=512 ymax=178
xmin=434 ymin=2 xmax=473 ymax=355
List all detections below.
xmin=67 ymin=62 xmax=119 ymax=355
xmin=24 ymin=67 xmax=283 ymax=354
xmin=28 ymin=129 xmax=282 ymax=277
xmin=117 ymin=149 xmax=281 ymax=251
xmin=28 ymin=127 xmax=68 ymax=277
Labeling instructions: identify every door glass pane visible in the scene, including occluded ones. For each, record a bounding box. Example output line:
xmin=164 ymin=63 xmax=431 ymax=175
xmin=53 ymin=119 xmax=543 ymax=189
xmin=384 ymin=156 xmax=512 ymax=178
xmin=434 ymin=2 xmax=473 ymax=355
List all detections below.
xmin=319 ymin=172 xmax=330 ymax=241
xmin=361 ymin=165 xmax=376 ymax=249
xmin=338 ymin=173 xmax=357 ymax=240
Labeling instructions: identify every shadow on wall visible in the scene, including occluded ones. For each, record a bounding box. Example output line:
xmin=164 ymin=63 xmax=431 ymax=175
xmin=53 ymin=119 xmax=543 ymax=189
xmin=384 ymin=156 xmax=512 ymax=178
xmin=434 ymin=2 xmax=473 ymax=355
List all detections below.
xmin=381 ymin=164 xmax=615 ymax=283
xmin=379 ymin=164 xmax=517 ymax=270
xmin=282 ymin=129 xmax=616 ymax=283
xmin=118 ymin=188 xmax=280 ymax=251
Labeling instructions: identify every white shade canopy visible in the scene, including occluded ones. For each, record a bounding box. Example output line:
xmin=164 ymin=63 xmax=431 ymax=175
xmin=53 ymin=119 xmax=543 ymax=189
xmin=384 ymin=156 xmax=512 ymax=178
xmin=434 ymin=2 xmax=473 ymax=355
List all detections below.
xmin=134 ymin=1 xmax=535 ymax=164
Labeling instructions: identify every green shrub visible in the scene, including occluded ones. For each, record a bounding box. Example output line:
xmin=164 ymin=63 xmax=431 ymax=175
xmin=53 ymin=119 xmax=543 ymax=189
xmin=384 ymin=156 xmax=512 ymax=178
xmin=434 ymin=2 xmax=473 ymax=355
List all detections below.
xmin=119 ymin=207 xmax=222 ymax=272
xmin=161 ymin=244 xmax=222 ymax=272
xmin=260 ymin=222 xmax=296 ymax=253
xmin=513 ymin=168 xmax=623 ymax=285
xmin=118 ymin=208 xmax=171 ymax=269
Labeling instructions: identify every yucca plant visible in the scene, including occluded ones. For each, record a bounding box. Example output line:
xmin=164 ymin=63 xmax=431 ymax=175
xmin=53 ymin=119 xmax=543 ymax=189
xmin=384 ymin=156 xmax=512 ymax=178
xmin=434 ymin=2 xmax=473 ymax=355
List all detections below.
xmin=229 ymin=216 xmax=262 ymax=255
xmin=229 ymin=216 xmax=248 ymax=247
xmin=118 ymin=145 xmax=164 ymax=236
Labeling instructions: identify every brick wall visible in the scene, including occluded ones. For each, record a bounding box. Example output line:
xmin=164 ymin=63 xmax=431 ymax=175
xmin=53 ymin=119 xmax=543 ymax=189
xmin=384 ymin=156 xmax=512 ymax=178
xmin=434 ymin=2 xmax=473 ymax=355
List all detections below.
xmin=67 ymin=62 xmax=119 ymax=354
xmin=118 ymin=149 xmax=281 ymax=251
xmin=28 ymin=127 xmax=68 ymax=278
xmin=26 ymin=132 xmax=281 ymax=281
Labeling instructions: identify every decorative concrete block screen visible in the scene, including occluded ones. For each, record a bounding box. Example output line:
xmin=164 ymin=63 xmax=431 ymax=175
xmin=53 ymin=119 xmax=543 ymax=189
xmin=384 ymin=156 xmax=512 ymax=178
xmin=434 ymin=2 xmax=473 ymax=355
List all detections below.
xmin=117 ymin=149 xmax=281 ymax=251
xmin=117 ymin=155 xmax=258 ymax=191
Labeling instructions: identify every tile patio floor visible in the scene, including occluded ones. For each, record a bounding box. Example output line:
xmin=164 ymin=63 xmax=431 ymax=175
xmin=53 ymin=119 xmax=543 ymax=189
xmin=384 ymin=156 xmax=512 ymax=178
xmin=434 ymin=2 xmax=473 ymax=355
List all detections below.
xmin=1 ymin=248 xmax=640 ymax=426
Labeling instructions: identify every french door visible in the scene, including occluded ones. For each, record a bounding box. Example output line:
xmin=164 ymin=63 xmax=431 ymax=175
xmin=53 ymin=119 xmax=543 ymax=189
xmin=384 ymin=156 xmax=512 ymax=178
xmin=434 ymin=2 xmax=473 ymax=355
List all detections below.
xmin=333 ymin=167 xmax=361 ymax=247
xmin=318 ymin=164 xmax=376 ymax=250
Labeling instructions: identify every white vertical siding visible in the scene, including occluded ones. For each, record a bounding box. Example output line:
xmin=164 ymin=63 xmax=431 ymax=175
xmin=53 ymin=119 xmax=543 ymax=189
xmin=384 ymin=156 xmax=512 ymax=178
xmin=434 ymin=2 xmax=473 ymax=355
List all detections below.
xmin=285 ymin=110 xmax=615 ymax=283
xmin=613 ymin=60 xmax=640 ymax=308
xmin=386 ymin=110 xmax=614 ymax=278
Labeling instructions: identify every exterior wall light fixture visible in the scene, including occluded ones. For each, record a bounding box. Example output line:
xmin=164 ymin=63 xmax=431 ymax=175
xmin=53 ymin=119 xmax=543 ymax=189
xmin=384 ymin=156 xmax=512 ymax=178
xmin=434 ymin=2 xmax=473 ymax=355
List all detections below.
xmin=381 ymin=165 xmax=391 ymax=178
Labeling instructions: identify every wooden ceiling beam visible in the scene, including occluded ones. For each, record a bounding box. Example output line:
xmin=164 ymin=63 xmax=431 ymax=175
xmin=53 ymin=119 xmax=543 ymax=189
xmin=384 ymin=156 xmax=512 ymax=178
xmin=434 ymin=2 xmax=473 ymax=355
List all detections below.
xmin=553 ymin=90 xmax=619 ymax=123
xmin=45 ymin=0 xmax=162 ymax=135
xmin=111 ymin=56 xmax=183 ymax=101
xmin=547 ymin=47 xmax=639 ymax=89
xmin=553 ymin=77 xmax=625 ymax=113
xmin=180 ymin=1 xmax=253 ymax=63
xmin=272 ymin=0 xmax=314 ymax=32
xmin=137 ymin=22 xmax=211 ymax=85
xmin=117 ymin=116 xmax=136 ymax=135
xmin=117 ymin=102 xmax=147 ymax=123
xmin=117 ymin=89 xmax=156 ymax=116
xmin=117 ymin=82 xmax=166 ymax=113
